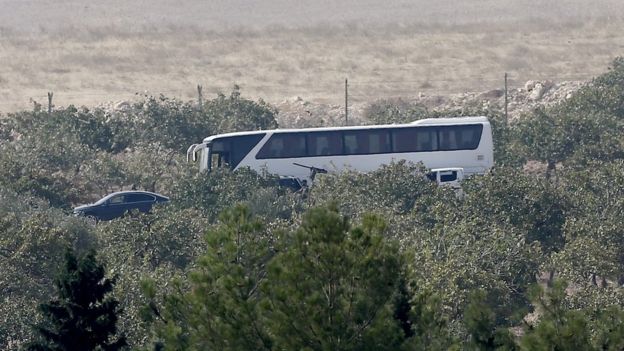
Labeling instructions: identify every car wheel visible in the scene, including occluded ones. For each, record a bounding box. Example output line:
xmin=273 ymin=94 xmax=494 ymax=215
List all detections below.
xmin=85 ymin=215 xmax=98 ymax=225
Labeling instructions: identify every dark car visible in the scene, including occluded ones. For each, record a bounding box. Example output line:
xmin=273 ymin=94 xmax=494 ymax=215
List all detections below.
xmin=73 ymin=191 xmax=169 ymax=221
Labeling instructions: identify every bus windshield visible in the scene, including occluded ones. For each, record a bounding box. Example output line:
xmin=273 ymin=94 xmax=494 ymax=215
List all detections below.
xmin=207 ymin=134 xmax=266 ymax=171
xmin=208 ymin=140 xmax=230 ymax=170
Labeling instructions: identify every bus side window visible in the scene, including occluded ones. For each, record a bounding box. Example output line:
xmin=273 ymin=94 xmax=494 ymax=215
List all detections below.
xmin=438 ymin=125 xmax=482 ymax=150
xmin=284 ymin=134 xmax=306 ymax=157
xmin=344 ymin=130 xmax=389 ymax=155
xmin=256 ymin=133 xmax=306 ymax=159
xmin=344 ymin=134 xmax=358 ymax=154
xmin=268 ymin=139 xmax=284 ymax=158
xmin=439 ymin=128 xmax=458 ymax=150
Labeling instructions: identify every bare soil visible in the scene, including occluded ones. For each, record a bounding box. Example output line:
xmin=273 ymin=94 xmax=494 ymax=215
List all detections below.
xmin=0 ymin=1 xmax=623 ymax=113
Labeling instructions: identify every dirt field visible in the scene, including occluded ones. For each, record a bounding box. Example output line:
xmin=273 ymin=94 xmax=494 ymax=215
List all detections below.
xmin=1 ymin=0 xmax=623 ymax=112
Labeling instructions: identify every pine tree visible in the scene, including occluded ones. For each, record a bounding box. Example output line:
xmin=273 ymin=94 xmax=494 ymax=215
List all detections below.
xmin=26 ymin=249 xmax=126 ymax=351
xmin=261 ymin=205 xmax=406 ymax=350
xmin=520 ymin=281 xmax=592 ymax=351
xmin=463 ymin=290 xmax=518 ymax=351
xmin=405 ymin=290 xmax=459 ymax=351
xmin=141 ymin=204 xmax=274 ymax=351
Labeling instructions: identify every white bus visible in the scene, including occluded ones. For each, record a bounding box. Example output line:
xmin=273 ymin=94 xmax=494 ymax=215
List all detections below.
xmin=187 ymin=116 xmax=493 ymax=183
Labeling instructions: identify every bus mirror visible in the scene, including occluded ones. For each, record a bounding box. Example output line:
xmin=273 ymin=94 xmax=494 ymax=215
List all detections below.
xmin=187 ymin=144 xmax=198 ymax=162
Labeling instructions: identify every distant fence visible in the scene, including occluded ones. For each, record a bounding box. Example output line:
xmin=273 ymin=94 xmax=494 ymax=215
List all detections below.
xmin=0 ymin=73 xmax=596 ymax=113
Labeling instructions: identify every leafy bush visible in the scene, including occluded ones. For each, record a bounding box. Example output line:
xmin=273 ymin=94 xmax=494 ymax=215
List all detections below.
xmin=363 ymin=98 xmax=429 ymax=124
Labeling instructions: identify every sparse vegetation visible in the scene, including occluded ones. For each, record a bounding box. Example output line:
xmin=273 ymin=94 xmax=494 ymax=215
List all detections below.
xmin=1 ymin=16 xmax=624 ymax=112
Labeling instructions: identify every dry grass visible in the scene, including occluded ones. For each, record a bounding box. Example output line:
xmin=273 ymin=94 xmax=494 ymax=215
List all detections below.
xmin=0 ymin=19 xmax=623 ymax=113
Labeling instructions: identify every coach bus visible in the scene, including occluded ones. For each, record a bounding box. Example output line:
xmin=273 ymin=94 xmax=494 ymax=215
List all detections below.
xmin=187 ymin=116 xmax=493 ymax=182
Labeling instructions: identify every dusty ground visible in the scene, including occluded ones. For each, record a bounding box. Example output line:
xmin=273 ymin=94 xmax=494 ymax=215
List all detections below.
xmin=0 ymin=1 xmax=623 ymax=113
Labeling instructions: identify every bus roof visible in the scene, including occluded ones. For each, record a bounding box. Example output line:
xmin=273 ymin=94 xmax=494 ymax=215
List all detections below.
xmin=203 ymin=116 xmax=489 ymax=143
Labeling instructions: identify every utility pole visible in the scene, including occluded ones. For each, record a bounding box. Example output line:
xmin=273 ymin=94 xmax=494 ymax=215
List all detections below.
xmin=344 ymin=78 xmax=348 ymax=125
xmin=504 ymin=73 xmax=508 ymax=126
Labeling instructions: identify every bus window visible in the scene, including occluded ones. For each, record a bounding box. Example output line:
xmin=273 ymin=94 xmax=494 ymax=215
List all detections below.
xmin=307 ymin=131 xmax=342 ymax=156
xmin=415 ymin=128 xmax=438 ymax=151
xmin=392 ymin=127 xmax=438 ymax=152
xmin=343 ymin=130 xmax=390 ymax=155
xmin=256 ymin=133 xmax=306 ymax=159
xmin=438 ymin=125 xmax=482 ymax=150
xmin=208 ymin=134 xmax=265 ymax=169
xmin=210 ymin=152 xmax=229 ymax=169
xmin=210 ymin=140 xmax=230 ymax=169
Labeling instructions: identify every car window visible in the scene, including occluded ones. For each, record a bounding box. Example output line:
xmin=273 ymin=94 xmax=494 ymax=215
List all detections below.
xmin=108 ymin=195 xmax=125 ymax=204
xmin=127 ymin=194 xmax=155 ymax=202
xmin=440 ymin=171 xmax=458 ymax=182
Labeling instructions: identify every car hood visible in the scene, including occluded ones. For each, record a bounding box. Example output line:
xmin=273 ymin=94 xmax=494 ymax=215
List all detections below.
xmin=73 ymin=204 xmax=95 ymax=212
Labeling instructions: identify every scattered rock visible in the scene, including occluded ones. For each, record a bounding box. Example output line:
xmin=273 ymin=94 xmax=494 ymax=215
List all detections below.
xmin=114 ymin=101 xmax=131 ymax=111
xmin=524 ymin=80 xmax=538 ymax=91
xmin=529 ymin=83 xmax=547 ymax=100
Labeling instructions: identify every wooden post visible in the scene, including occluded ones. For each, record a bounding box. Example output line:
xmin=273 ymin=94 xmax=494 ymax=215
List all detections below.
xmin=197 ymin=84 xmax=203 ymax=109
xmin=504 ymin=73 xmax=508 ymax=125
xmin=344 ymin=78 xmax=348 ymax=125
xmin=47 ymin=92 xmax=54 ymax=114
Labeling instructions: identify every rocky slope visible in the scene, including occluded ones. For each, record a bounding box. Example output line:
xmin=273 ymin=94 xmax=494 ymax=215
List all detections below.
xmin=274 ymin=80 xmax=585 ymax=128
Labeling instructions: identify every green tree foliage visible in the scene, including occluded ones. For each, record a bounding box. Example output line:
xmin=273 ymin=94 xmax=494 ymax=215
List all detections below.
xmin=363 ymin=98 xmax=429 ymax=124
xmin=170 ymin=167 xmax=300 ymax=221
xmin=26 ymin=249 xmax=126 ymax=351
xmin=0 ymin=192 xmax=94 ymax=349
xmin=514 ymin=108 xmax=622 ymax=176
xmin=204 ymin=86 xmax=278 ymax=135
xmin=463 ymin=290 xmax=518 ymax=351
xmin=410 ymin=215 xmax=540 ymax=331
xmin=309 ymin=161 xmax=438 ymax=218
xmin=0 ymin=134 xmax=87 ymax=207
xmin=461 ymin=167 xmax=567 ymax=256
xmin=520 ymin=281 xmax=593 ymax=351
xmin=0 ymin=88 xmax=278 ymax=209
xmin=7 ymin=106 xmax=124 ymax=153
xmin=561 ymin=56 xmax=624 ymax=119
xmin=403 ymin=290 xmax=459 ymax=351
xmin=514 ymin=57 xmax=624 ymax=174
xmin=590 ymin=306 xmax=624 ymax=351
xmin=143 ymin=205 xmax=417 ymax=351
xmin=553 ymin=160 xmax=624 ymax=286
xmin=262 ymin=205 xmax=405 ymax=350
xmin=95 ymin=206 xmax=210 ymax=346
xmin=133 ymin=87 xmax=277 ymax=152
xmin=142 ymin=205 xmax=275 ymax=351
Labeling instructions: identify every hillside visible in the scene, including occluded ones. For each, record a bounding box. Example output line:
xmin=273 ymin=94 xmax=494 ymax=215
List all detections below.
xmin=273 ymin=79 xmax=584 ymax=127
xmin=1 ymin=1 xmax=623 ymax=113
